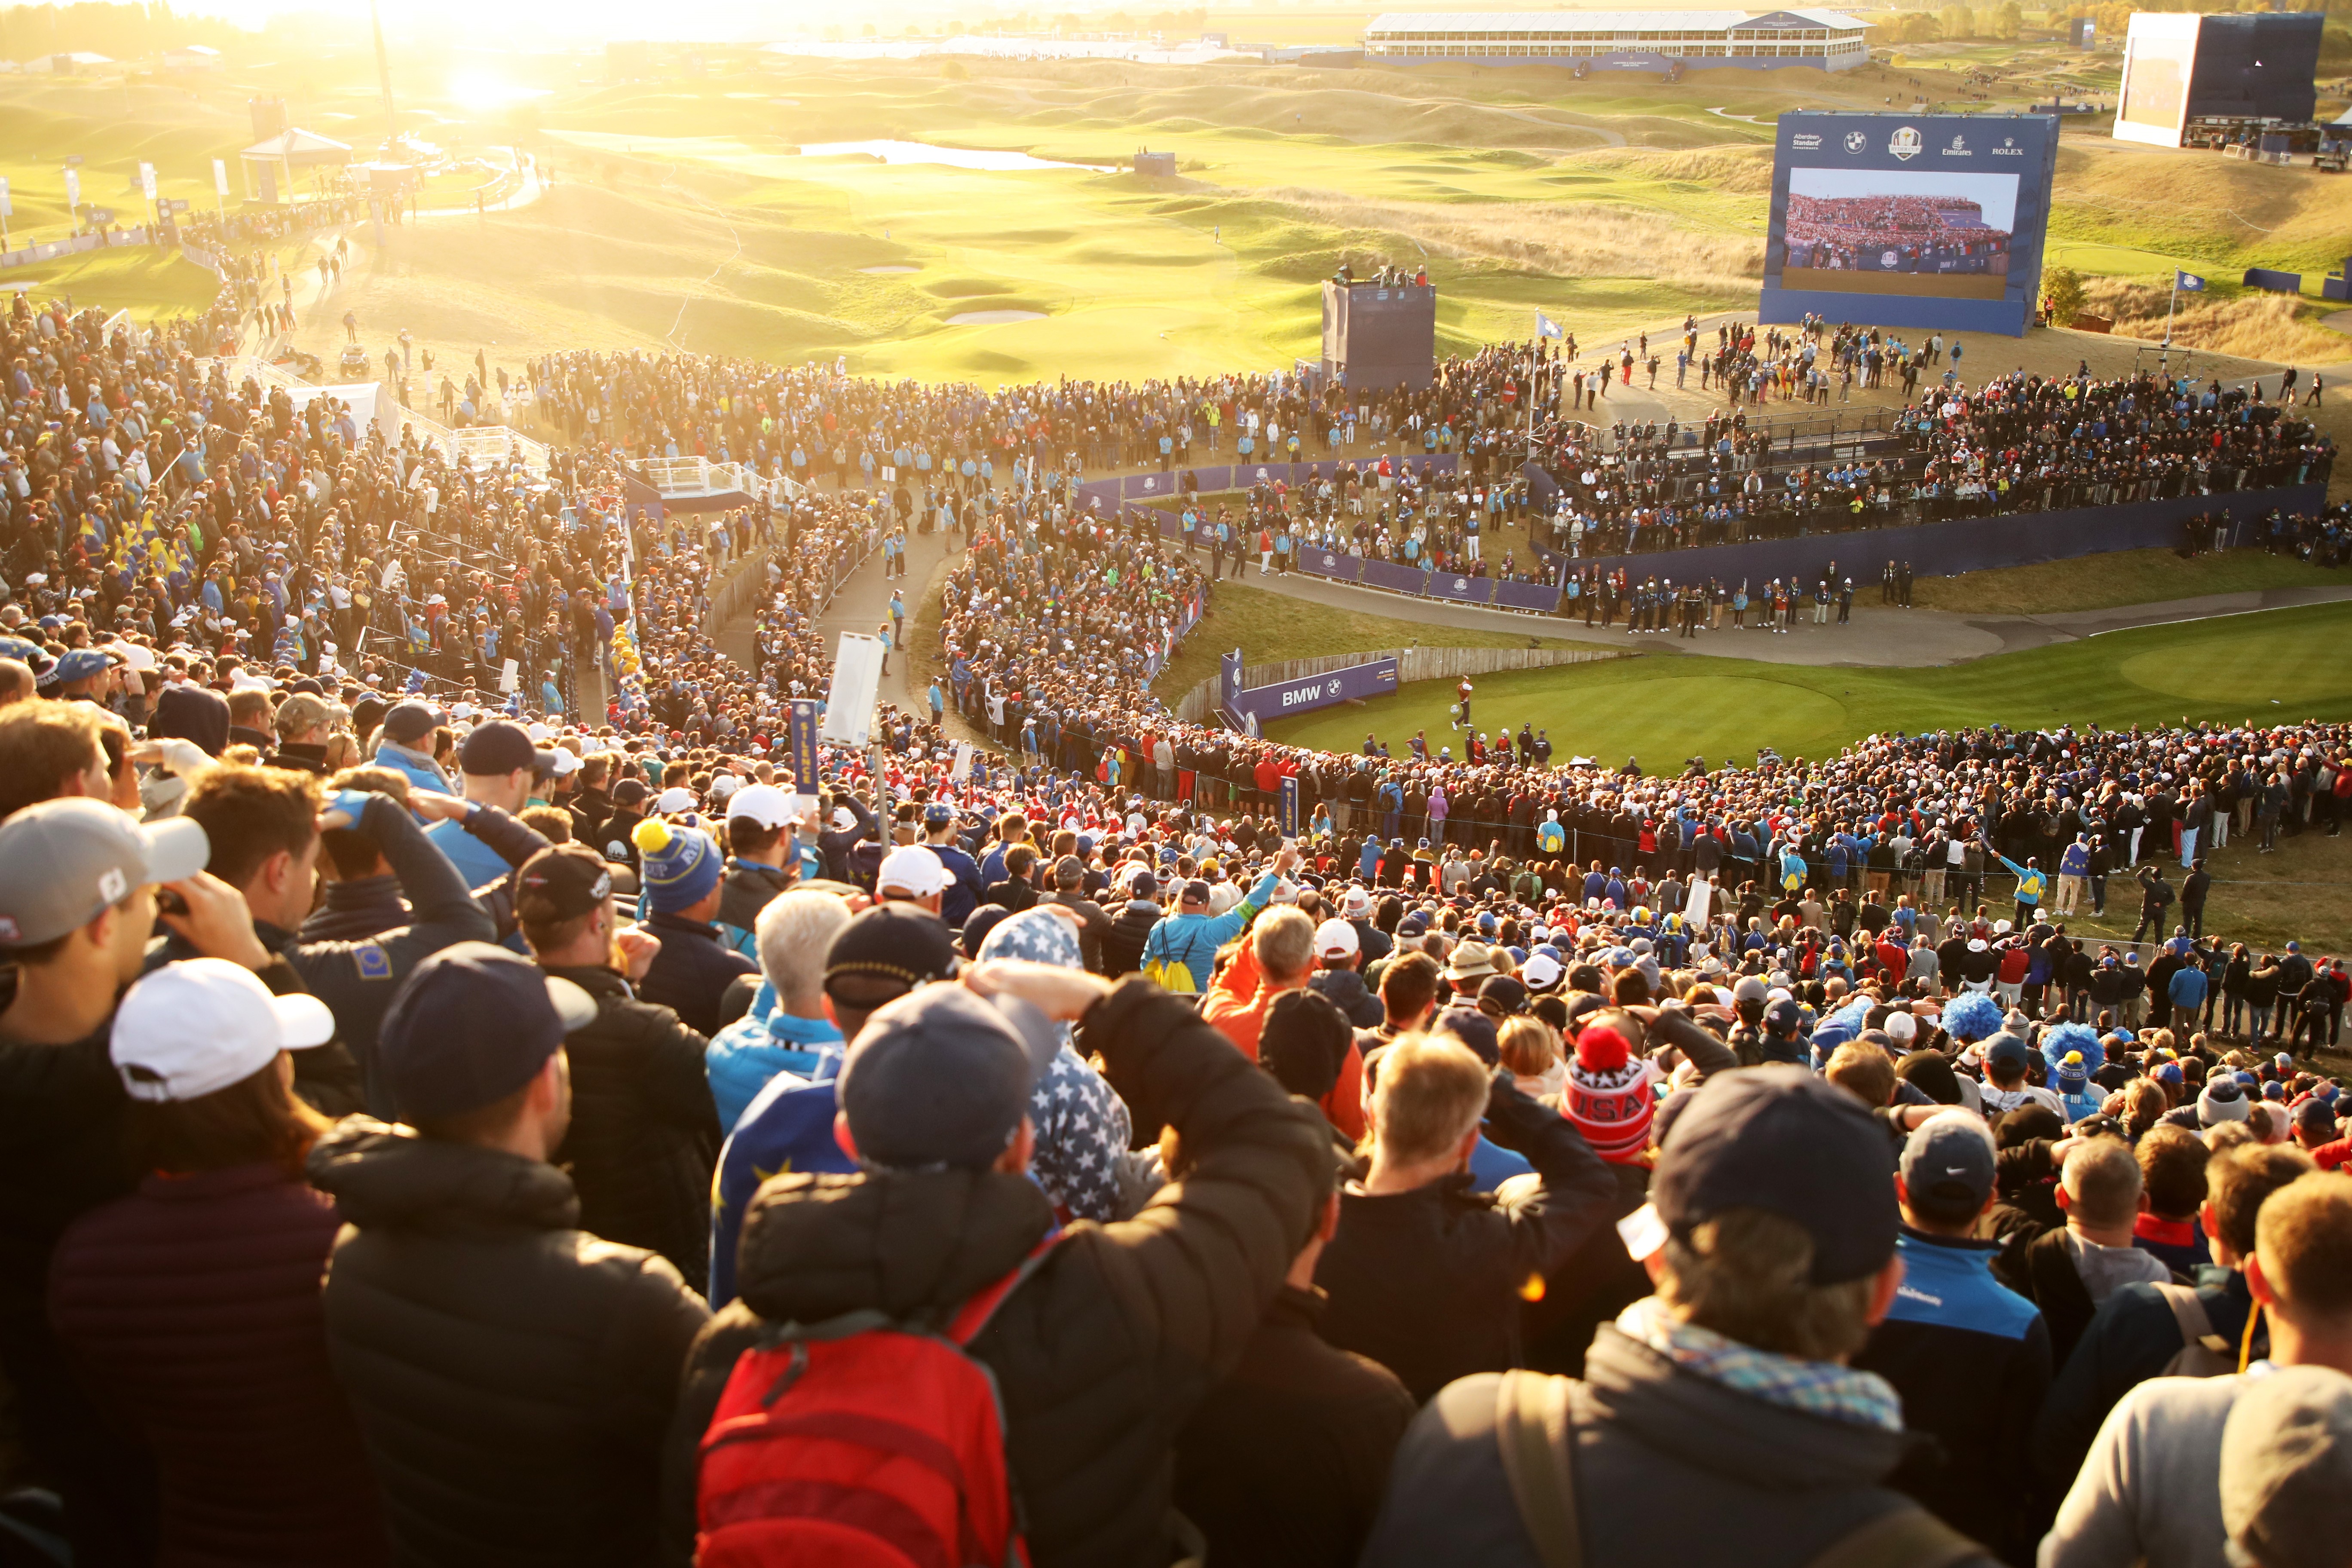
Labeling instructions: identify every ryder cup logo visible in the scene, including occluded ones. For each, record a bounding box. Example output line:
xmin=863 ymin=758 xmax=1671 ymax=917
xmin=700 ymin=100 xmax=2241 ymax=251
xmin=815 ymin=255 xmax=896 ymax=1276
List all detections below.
xmin=1880 ymin=250 xmax=1899 ymax=268
xmin=1452 ymin=577 xmax=1470 ymax=592
xmin=1889 ymin=126 xmax=1922 ymax=160
xmin=1141 ymin=476 xmax=1158 ymax=491
xmin=1844 ymin=130 xmax=1868 ymax=152
xmin=1319 ymin=551 xmax=1338 ymax=569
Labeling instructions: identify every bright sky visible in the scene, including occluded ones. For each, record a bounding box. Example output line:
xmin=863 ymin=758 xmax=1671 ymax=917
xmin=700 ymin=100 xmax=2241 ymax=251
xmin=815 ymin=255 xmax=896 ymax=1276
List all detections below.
xmin=141 ymin=0 xmax=864 ymax=44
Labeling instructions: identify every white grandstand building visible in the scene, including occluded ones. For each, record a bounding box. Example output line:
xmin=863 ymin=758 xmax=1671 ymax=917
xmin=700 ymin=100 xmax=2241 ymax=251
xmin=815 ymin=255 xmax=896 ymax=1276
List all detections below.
xmin=1361 ymin=9 xmax=1870 ymax=71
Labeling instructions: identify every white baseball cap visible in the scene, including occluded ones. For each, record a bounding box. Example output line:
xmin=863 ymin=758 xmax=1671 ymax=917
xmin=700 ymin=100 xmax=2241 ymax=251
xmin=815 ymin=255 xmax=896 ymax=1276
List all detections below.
xmin=1522 ymin=951 xmax=1565 ymax=992
xmin=547 ymin=747 xmax=582 ymax=777
xmin=1313 ymin=917 xmax=1360 ymax=960
xmin=724 ymin=783 xmax=794 ymax=829
xmin=877 ymin=844 xmax=949 ymax=898
xmin=111 ymin=959 xmax=335 ymax=1103
xmin=654 ymin=785 xmax=697 ymax=815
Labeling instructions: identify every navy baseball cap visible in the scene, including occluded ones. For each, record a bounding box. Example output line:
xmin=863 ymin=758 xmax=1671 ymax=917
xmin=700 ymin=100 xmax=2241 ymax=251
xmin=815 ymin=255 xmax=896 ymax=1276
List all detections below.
xmin=836 ymin=983 xmax=1060 ymax=1171
xmin=459 ymin=720 xmax=561 ymax=778
xmin=1623 ymin=1064 xmax=1899 ymax=1286
xmin=378 ymin=943 xmax=597 ymax=1124
xmin=1899 ymin=1114 xmax=1996 ymax=1223
xmin=922 ymin=801 xmax=956 ymax=827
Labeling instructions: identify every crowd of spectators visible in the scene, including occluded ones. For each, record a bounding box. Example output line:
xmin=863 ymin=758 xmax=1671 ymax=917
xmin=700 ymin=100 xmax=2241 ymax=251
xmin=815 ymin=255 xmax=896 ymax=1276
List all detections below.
xmin=8 ymin=272 xmax=2352 ymax=1568
xmin=1784 ymin=192 xmax=2012 ymax=274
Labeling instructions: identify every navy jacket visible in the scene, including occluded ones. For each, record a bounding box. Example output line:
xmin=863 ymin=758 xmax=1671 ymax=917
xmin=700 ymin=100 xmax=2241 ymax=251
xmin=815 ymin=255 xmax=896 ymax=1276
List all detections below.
xmin=1853 ymin=1228 xmax=2053 ymax=1567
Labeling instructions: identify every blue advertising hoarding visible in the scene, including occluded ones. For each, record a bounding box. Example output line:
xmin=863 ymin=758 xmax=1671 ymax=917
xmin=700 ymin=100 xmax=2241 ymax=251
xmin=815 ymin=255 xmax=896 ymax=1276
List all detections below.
xmin=1231 ymin=657 xmax=1400 ymax=727
xmin=1760 ymin=112 xmax=2060 ymax=337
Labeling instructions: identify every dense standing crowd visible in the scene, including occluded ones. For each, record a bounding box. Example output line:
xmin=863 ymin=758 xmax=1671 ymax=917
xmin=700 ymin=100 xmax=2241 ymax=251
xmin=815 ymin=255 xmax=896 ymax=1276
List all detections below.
xmin=8 ymin=273 xmax=2352 ymax=1568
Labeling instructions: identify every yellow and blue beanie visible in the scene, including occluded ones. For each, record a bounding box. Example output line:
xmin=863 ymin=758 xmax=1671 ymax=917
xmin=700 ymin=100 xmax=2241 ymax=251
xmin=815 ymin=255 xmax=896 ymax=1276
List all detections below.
xmin=633 ymin=818 xmax=722 ymax=914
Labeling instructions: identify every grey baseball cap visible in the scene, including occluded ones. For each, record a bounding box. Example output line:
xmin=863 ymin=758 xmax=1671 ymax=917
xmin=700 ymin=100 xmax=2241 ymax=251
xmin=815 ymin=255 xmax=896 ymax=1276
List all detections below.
xmin=2221 ymin=1364 xmax=2352 ymax=1568
xmin=836 ymin=982 xmax=1060 ymax=1172
xmin=0 ymin=798 xmax=210 ymax=948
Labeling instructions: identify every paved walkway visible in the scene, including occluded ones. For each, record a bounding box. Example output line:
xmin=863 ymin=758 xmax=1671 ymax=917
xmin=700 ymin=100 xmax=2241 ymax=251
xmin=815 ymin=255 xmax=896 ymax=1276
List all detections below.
xmin=1221 ymin=559 xmax=2352 ymax=669
xmin=714 ymin=523 xmax=963 ymax=714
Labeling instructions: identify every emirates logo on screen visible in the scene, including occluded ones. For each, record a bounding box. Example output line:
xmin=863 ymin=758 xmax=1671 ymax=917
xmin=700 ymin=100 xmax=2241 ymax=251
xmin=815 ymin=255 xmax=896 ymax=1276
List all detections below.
xmin=1889 ymin=126 xmax=1922 ymax=160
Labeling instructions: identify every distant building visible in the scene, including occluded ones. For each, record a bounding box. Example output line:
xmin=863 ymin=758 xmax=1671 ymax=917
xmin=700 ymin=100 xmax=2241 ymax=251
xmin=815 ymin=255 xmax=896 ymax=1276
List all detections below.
xmin=163 ymin=44 xmax=224 ymax=71
xmin=1362 ymin=9 xmax=1868 ymax=72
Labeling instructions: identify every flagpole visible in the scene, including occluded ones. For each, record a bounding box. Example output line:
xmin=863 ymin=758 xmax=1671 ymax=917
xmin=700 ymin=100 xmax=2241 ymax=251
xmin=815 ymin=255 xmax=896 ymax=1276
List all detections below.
xmin=2161 ymin=271 xmax=2177 ymax=379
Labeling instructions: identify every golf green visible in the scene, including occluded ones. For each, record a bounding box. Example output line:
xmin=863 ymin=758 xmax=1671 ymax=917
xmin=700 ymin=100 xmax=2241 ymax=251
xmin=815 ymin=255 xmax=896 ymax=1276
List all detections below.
xmin=1263 ymin=602 xmax=2352 ymax=770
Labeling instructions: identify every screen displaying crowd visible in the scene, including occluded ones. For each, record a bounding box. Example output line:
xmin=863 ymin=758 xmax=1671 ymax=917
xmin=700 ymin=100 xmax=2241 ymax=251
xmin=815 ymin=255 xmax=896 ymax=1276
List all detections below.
xmin=1784 ymin=193 xmax=2015 ymax=277
xmin=7 ymin=269 xmax=2352 ymax=1568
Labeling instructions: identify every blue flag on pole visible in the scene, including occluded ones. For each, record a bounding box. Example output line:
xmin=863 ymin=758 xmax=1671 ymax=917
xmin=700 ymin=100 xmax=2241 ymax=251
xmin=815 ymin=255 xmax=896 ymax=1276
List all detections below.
xmin=404 ymin=668 xmax=426 ymax=694
xmin=2175 ymin=271 xmax=2205 ymax=292
xmin=1535 ymin=312 xmax=1564 ymax=340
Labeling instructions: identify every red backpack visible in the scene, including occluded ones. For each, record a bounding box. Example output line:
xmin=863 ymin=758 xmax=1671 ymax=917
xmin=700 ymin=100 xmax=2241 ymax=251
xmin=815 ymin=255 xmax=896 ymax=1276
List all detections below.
xmin=695 ymin=1236 xmax=1061 ymax=1568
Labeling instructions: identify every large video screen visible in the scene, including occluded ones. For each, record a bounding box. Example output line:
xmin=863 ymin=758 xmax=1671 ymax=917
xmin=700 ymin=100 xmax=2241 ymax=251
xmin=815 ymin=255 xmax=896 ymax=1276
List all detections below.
xmin=1761 ymin=113 xmax=2060 ymax=338
xmin=2115 ymin=12 xmax=2202 ymax=147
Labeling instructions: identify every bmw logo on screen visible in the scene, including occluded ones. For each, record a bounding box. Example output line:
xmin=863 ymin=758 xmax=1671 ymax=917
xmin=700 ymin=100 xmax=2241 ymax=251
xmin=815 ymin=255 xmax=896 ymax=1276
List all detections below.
xmin=1844 ymin=130 xmax=1868 ymax=152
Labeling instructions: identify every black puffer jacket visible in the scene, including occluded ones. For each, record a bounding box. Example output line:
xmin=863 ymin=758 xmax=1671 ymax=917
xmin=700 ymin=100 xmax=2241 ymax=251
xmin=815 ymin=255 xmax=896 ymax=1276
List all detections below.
xmin=540 ymin=965 xmax=722 ymax=1294
xmin=309 ymin=1119 xmax=710 ymax=1568
xmin=1101 ymin=897 xmax=1160 ymax=977
xmin=663 ymin=980 xmax=1334 ymax=1568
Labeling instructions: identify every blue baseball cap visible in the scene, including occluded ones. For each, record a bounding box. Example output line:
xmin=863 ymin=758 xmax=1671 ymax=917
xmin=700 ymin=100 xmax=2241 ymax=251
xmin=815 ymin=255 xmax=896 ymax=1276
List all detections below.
xmin=378 ymin=943 xmax=596 ymax=1124
xmin=0 ymin=634 xmax=53 ymax=677
xmin=40 ymin=647 xmax=117 ymax=687
xmin=922 ymin=801 xmax=956 ymax=826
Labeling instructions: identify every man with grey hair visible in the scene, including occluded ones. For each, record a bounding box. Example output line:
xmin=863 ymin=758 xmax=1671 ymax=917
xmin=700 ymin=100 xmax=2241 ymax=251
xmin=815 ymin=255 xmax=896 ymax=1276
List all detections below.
xmin=704 ymin=886 xmax=852 ymax=1133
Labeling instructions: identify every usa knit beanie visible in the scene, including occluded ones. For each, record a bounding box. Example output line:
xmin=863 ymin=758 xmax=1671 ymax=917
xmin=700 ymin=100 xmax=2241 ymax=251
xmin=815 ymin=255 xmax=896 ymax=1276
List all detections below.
xmin=632 ymin=818 xmax=722 ymax=914
xmin=1565 ymin=1020 xmax=1653 ymax=1164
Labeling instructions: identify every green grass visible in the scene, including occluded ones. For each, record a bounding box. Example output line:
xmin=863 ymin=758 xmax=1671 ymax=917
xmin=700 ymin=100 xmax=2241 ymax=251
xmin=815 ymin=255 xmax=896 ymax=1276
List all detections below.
xmin=1264 ymin=600 xmax=2352 ymax=768
xmin=1909 ymin=551 xmax=2352 ymax=617
xmin=1151 ymin=576 xmax=1592 ymax=701
xmin=1266 ymin=599 xmax=2352 ymax=954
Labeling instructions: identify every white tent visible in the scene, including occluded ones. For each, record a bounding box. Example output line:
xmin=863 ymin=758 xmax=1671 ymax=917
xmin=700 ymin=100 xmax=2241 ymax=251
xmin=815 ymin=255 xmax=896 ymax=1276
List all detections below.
xmin=240 ymin=127 xmax=352 ymax=203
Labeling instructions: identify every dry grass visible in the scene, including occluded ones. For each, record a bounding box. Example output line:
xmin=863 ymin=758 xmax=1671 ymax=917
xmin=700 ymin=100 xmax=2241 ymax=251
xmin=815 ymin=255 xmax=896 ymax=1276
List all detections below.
xmin=1250 ymin=187 xmax=1764 ymax=290
xmin=1577 ymin=144 xmax=1778 ymax=194
xmin=2080 ymin=278 xmax=2352 ymax=364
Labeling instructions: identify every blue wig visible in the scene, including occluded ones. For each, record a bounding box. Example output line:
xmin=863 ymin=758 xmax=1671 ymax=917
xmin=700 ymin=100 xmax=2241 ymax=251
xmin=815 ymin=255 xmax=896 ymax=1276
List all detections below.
xmin=2040 ymin=1022 xmax=2105 ymax=1092
xmin=1942 ymin=992 xmax=2005 ymax=1044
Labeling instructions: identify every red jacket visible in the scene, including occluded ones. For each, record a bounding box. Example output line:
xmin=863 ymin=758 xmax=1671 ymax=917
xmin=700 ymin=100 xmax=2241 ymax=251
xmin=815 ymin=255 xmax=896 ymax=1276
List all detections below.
xmin=48 ymin=1162 xmax=386 ymax=1568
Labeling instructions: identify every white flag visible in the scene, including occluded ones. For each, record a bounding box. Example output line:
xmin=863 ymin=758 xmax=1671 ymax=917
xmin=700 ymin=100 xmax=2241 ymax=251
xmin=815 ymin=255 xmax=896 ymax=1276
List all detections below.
xmin=1535 ymin=312 xmax=1564 ymax=340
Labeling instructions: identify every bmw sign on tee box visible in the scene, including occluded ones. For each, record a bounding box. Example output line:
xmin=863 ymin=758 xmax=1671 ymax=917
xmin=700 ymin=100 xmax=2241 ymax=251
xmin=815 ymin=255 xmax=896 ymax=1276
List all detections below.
xmin=1760 ymin=112 xmax=2061 ymax=337
xmin=1231 ymin=658 xmax=1401 ymax=727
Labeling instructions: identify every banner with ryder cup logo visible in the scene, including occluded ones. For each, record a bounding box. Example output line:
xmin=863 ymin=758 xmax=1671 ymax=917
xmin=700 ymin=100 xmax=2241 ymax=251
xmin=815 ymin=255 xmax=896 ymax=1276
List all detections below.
xmin=1761 ymin=111 xmax=2060 ymax=337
